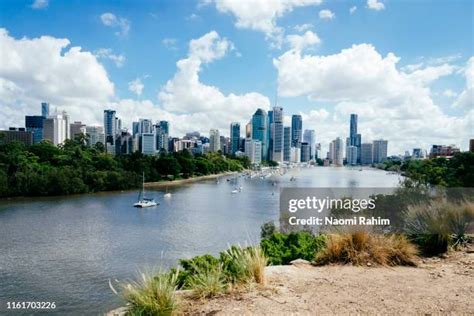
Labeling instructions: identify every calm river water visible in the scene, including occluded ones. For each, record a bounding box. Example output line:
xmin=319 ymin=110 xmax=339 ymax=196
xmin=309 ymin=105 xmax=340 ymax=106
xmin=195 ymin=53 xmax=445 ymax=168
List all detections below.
xmin=0 ymin=167 xmax=401 ymax=315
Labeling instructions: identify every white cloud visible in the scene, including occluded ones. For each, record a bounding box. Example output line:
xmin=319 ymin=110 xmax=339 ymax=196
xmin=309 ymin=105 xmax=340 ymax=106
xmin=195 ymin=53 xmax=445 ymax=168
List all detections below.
xmin=128 ymin=78 xmax=144 ymax=97
xmin=162 ymin=38 xmax=178 ymax=50
xmin=293 ymin=23 xmax=313 ymax=32
xmin=0 ymin=28 xmax=114 ymax=129
xmin=274 ymin=43 xmax=472 ymax=153
xmin=0 ymin=28 xmax=269 ymax=138
xmin=158 ymin=31 xmax=270 ymax=135
xmin=454 ymin=57 xmax=473 ymax=108
xmin=202 ymin=0 xmax=323 ymax=46
xmin=367 ymin=0 xmax=385 ymax=11
xmin=100 ymin=12 xmax=130 ymax=37
xmin=286 ymin=31 xmax=321 ymax=51
xmin=95 ymin=48 xmax=125 ymax=67
xmin=31 ymin=0 xmax=48 ymax=9
xmin=349 ymin=6 xmax=357 ymax=14
xmin=442 ymin=89 xmax=457 ymax=98
xmin=319 ymin=9 xmax=335 ymax=20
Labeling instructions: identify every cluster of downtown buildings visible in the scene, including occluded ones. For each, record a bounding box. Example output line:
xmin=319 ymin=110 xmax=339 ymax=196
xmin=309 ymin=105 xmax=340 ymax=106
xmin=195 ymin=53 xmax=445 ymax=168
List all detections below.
xmin=1 ymin=103 xmax=470 ymax=165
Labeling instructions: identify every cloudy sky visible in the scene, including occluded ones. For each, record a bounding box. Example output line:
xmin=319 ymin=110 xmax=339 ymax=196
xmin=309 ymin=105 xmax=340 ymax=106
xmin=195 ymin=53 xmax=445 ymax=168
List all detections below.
xmin=0 ymin=0 xmax=472 ymax=155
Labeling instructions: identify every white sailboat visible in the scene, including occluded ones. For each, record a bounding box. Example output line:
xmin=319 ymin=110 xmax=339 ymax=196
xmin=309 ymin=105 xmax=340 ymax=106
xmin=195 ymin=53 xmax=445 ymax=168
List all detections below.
xmin=134 ymin=172 xmax=158 ymax=208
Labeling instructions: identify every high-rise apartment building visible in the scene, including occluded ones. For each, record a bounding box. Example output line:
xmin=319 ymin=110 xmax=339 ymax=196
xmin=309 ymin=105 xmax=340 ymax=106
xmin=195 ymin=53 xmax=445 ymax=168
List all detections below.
xmin=373 ymin=140 xmax=388 ymax=163
xmin=271 ymin=107 xmax=284 ymax=163
xmin=348 ymin=114 xmax=362 ymax=163
xmin=230 ymin=122 xmax=240 ymax=155
xmin=209 ymin=129 xmax=220 ymax=152
xmin=303 ymin=129 xmax=316 ymax=160
xmin=361 ymin=143 xmax=374 ymax=165
xmin=70 ymin=121 xmax=86 ymax=139
xmin=43 ymin=111 xmax=70 ymax=145
xmin=140 ymin=133 xmax=156 ymax=155
xmin=283 ymin=126 xmax=291 ymax=162
xmin=85 ymin=126 xmax=105 ymax=147
xmin=330 ymin=137 xmax=344 ymax=166
xmin=244 ymin=139 xmax=262 ymax=164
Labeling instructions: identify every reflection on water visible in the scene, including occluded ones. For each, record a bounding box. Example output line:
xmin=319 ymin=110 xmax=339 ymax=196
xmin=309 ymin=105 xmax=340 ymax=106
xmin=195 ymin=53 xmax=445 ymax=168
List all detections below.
xmin=0 ymin=167 xmax=401 ymax=314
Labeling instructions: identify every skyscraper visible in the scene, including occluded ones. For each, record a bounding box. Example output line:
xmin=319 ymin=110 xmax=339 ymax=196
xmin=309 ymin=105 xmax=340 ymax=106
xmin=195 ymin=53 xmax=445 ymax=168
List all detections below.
xmin=330 ymin=137 xmax=344 ymax=166
xmin=348 ymin=114 xmax=362 ymax=163
xmin=132 ymin=122 xmax=140 ymax=137
xmin=140 ymin=133 xmax=156 ymax=155
xmin=283 ymin=126 xmax=291 ymax=162
xmin=346 ymin=146 xmax=358 ymax=165
xmin=245 ymin=121 xmax=252 ymax=138
xmin=271 ymin=107 xmax=284 ymax=163
xmin=361 ymin=143 xmax=374 ymax=165
xmin=291 ymin=114 xmax=302 ymax=148
xmin=70 ymin=121 xmax=86 ymax=139
xmin=251 ymin=109 xmax=268 ymax=160
xmin=139 ymin=118 xmax=153 ymax=134
xmin=303 ymin=129 xmax=316 ymax=160
xmin=244 ymin=139 xmax=262 ymax=164
xmin=103 ymin=109 xmax=116 ymax=144
xmin=43 ymin=111 xmax=70 ymax=145
xmin=159 ymin=121 xmax=169 ymax=134
xmin=373 ymin=140 xmax=388 ymax=163
xmin=41 ymin=102 xmax=50 ymax=117
xmin=301 ymin=142 xmax=310 ymax=162
xmin=209 ymin=129 xmax=220 ymax=152
xmin=85 ymin=126 xmax=105 ymax=147
xmin=230 ymin=122 xmax=240 ymax=155
xmin=25 ymin=115 xmax=44 ymax=144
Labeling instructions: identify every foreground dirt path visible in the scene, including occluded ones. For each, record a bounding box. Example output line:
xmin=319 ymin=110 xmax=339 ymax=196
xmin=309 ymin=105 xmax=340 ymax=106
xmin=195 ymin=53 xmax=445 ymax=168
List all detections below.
xmin=185 ymin=251 xmax=474 ymax=315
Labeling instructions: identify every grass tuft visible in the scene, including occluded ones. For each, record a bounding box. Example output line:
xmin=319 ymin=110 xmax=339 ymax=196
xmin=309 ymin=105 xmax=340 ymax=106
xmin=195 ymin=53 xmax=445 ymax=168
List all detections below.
xmin=120 ymin=270 xmax=179 ymax=315
xmin=315 ymin=231 xmax=418 ymax=266
xmin=404 ymin=200 xmax=474 ymax=254
xmin=187 ymin=263 xmax=227 ymax=299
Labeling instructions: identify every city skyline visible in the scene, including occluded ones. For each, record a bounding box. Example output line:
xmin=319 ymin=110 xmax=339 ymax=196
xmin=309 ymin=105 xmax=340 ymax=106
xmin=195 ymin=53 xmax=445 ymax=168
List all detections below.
xmin=0 ymin=0 xmax=472 ymax=155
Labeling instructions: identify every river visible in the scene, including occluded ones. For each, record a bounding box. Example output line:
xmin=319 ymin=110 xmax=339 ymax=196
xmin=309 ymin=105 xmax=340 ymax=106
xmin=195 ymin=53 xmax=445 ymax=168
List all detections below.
xmin=0 ymin=167 xmax=401 ymax=315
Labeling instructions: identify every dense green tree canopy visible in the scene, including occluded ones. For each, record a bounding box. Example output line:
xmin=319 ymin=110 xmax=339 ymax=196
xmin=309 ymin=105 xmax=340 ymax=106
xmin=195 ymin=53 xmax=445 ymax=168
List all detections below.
xmin=0 ymin=138 xmax=248 ymax=197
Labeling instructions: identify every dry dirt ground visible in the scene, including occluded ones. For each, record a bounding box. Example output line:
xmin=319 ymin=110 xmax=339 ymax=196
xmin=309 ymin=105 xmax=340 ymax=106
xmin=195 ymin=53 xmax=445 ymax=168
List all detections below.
xmin=184 ymin=250 xmax=474 ymax=315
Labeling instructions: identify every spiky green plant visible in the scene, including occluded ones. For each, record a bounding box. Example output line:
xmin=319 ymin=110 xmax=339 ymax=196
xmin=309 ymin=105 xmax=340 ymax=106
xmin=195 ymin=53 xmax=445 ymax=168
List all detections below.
xmin=187 ymin=263 xmax=227 ymax=299
xmin=120 ymin=270 xmax=179 ymax=316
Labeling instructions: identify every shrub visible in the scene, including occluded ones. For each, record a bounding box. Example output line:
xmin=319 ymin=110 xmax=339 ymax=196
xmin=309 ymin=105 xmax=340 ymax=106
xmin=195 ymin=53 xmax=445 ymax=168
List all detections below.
xmin=119 ymin=270 xmax=179 ymax=315
xmin=187 ymin=263 xmax=227 ymax=299
xmin=315 ymin=231 xmax=418 ymax=266
xmin=260 ymin=232 xmax=327 ymax=265
xmin=404 ymin=200 xmax=474 ymax=255
xmin=174 ymin=254 xmax=221 ymax=289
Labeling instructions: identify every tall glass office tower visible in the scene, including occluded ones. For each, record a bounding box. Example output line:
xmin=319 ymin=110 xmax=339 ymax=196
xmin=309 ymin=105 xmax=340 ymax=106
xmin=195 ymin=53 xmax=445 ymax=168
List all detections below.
xmin=103 ymin=109 xmax=116 ymax=144
xmin=230 ymin=122 xmax=240 ymax=155
xmin=41 ymin=102 xmax=50 ymax=117
xmin=251 ymin=109 xmax=268 ymax=161
xmin=291 ymin=114 xmax=302 ymax=148
xmin=348 ymin=113 xmax=362 ymax=163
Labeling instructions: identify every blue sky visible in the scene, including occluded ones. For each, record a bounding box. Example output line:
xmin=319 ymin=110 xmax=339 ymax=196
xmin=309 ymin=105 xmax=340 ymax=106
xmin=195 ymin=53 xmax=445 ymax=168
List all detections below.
xmin=0 ymin=0 xmax=472 ymax=154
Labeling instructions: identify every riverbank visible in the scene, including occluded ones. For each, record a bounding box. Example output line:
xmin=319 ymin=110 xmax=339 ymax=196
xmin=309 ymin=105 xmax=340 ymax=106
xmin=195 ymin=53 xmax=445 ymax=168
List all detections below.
xmin=144 ymin=171 xmax=239 ymax=188
xmin=184 ymin=249 xmax=474 ymax=314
